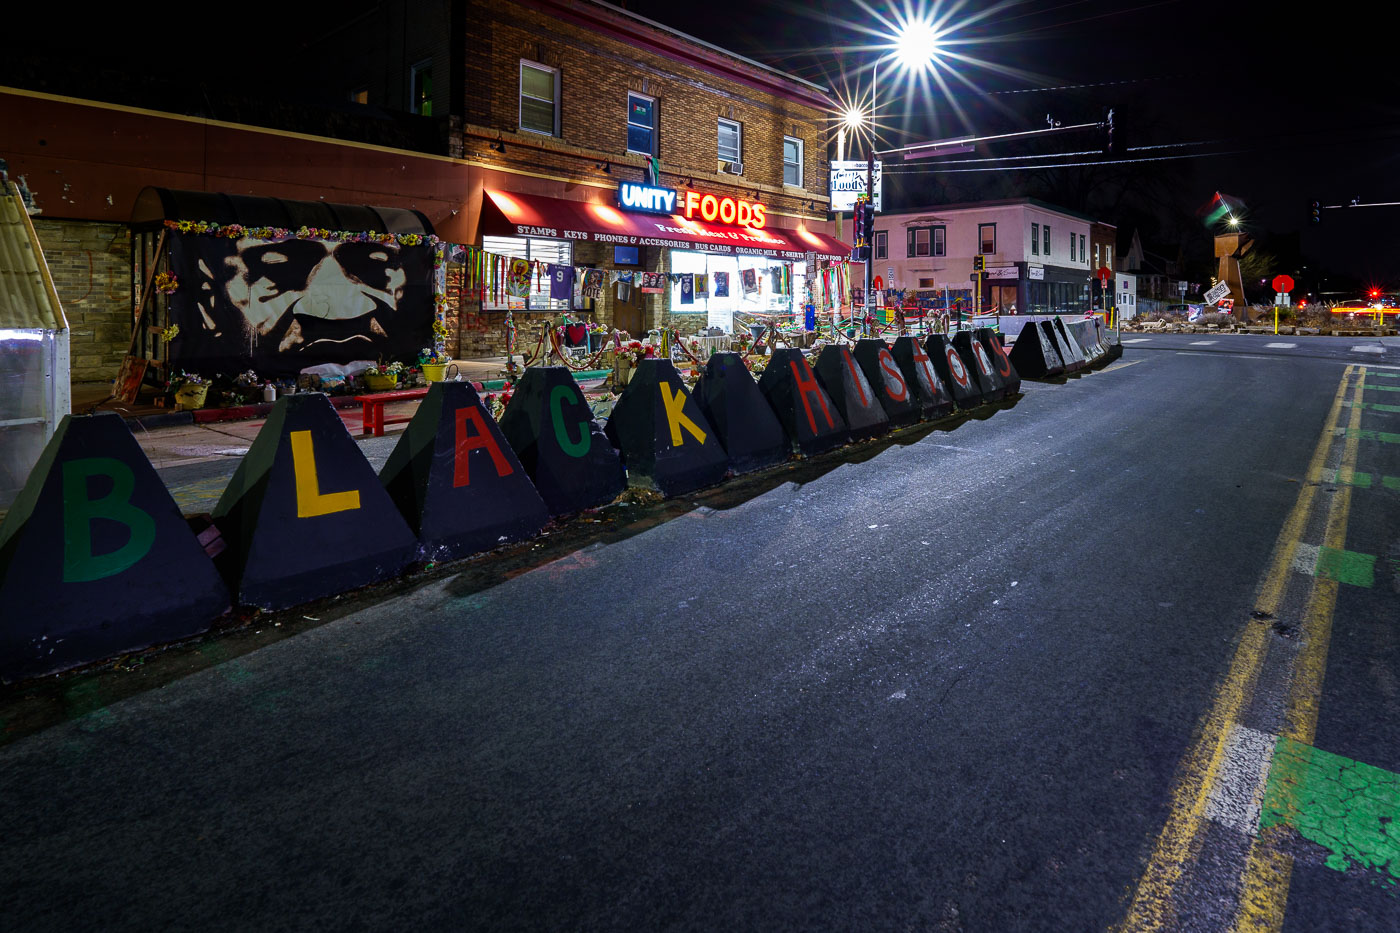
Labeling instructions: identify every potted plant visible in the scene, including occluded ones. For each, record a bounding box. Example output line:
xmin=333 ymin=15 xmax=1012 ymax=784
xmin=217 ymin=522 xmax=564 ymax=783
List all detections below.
xmin=418 ymin=346 xmax=448 ymax=383
xmin=614 ymin=340 xmax=646 ymax=385
xmin=363 ymin=360 xmax=404 ymax=391
xmin=168 ymin=371 xmax=208 ymax=410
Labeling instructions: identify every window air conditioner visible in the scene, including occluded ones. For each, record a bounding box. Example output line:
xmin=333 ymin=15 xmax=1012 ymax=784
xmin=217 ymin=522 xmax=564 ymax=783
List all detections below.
xmin=718 ymin=160 xmax=744 ymax=175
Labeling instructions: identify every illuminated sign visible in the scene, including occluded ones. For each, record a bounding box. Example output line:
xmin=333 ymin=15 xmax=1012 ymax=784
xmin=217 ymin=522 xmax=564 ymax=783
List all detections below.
xmin=617 ymin=182 xmax=677 ymax=215
xmin=616 ymin=182 xmax=766 ymax=229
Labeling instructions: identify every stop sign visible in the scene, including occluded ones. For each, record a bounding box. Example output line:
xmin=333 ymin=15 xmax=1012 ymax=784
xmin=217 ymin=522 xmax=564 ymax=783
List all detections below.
xmin=1097 ymin=266 xmax=1112 ymax=285
xmin=1272 ymin=275 xmax=1295 ymax=293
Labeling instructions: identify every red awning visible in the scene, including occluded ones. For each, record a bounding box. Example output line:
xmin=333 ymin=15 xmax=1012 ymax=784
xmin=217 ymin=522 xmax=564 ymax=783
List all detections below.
xmin=480 ymin=189 xmax=849 ymax=259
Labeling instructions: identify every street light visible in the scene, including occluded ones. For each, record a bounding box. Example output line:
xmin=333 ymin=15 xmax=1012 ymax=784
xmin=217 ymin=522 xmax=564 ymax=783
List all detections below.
xmin=856 ymin=20 xmax=941 ymax=335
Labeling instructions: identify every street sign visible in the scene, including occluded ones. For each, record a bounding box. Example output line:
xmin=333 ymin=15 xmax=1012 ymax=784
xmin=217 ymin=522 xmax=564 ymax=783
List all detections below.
xmin=830 ymin=161 xmax=884 ymax=212
xmin=1272 ymin=274 xmax=1295 ymax=293
xmin=1274 ymin=292 xmax=1291 ymax=306
xmin=1097 ymin=266 xmax=1112 ymax=285
xmin=1204 ymin=281 xmax=1231 ymax=305
xmin=1177 ymin=281 xmax=1188 ymax=293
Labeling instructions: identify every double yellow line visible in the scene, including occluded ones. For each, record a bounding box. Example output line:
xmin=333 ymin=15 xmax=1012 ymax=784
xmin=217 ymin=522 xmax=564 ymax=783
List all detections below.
xmin=1116 ymin=365 xmax=1365 ymax=932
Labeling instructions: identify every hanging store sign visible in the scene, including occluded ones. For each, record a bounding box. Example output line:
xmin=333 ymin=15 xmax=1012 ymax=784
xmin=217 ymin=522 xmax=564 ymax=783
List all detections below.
xmin=985 ymin=266 xmax=1019 ymax=280
xmin=829 ymin=161 xmax=883 ymax=212
xmin=617 ymin=182 xmax=767 ymax=229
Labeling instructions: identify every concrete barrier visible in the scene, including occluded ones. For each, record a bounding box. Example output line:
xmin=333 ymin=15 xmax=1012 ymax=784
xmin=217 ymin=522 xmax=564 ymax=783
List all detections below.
xmin=814 ymin=345 xmax=891 ymax=440
xmin=924 ymin=334 xmax=986 ymax=408
xmin=1007 ymin=322 xmax=1065 ymax=379
xmin=891 ymin=336 xmax=955 ymax=420
xmin=605 ymin=359 xmax=729 ymax=497
xmin=212 ymin=393 xmax=418 ymax=611
xmin=0 ymin=412 xmax=229 ymax=682
xmin=953 ymin=331 xmax=1009 ymax=401
xmin=1052 ymin=319 xmax=1090 ymax=372
xmin=379 ymin=381 xmax=550 ymax=562
xmin=693 ymin=352 xmax=790 ymax=475
xmin=498 ymin=367 xmax=627 ymax=517
xmin=758 ymin=348 xmax=851 ymax=456
xmin=1066 ymin=319 xmax=1105 ymax=365
xmin=976 ymin=329 xmax=1022 ymax=396
xmin=853 ymin=339 xmax=920 ymax=427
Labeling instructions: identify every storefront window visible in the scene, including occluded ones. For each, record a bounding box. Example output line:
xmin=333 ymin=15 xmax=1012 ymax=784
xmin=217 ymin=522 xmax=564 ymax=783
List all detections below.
xmin=670 ymin=250 xmax=802 ymax=332
xmin=1028 ymin=281 xmax=1048 ymax=314
xmin=481 ymin=235 xmax=572 ymax=311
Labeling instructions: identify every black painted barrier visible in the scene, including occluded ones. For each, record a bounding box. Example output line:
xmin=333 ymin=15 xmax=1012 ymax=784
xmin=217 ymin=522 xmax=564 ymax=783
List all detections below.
xmin=814 ymin=345 xmax=890 ymax=440
xmin=693 ymin=352 xmax=790 ymax=476
xmin=0 ymin=412 xmax=229 ymax=682
xmin=1008 ymin=322 xmax=1066 ymax=379
xmin=1052 ymin=319 xmax=1090 ymax=372
xmin=212 ymin=394 xmax=418 ymax=611
xmin=853 ymin=338 xmax=921 ymax=427
xmin=1067 ymin=319 xmax=1106 ymax=365
xmin=924 ymin=334 xmax=986 ymax=408
xmin=758 ymin=348 xmax=851 ymax=456
xmin=953 ymin=330 xmax=1009 ymax=401
xmin=977 ymin=329 xmax=1022 ymax=396
xmin=890 ymin=336 xmax=955 ymax=420
xmin=380 ymin=381 xmax=549 ymax=562
xmin=1040 ymin=321 xmax=1082 ymax=374
xmin=605 ymin=359 xmax=729 ymax=497
xmin=498 ymin=366 xmax=627 ymax=517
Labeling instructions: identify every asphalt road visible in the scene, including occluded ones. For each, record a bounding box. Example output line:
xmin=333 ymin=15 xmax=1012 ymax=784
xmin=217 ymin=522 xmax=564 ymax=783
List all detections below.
xmin=2 ymin=333 xmax=1397 ymax=931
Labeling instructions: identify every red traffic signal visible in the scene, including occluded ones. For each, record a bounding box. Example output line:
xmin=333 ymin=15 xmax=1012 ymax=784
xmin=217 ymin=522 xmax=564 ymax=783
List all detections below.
xmin=1371 ymin=288 xmax=1382 ymax=299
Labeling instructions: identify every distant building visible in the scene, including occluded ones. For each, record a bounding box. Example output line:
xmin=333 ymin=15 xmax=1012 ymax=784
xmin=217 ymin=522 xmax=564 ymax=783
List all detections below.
xmin=870 ymin=198 xmax=1110 ymax=314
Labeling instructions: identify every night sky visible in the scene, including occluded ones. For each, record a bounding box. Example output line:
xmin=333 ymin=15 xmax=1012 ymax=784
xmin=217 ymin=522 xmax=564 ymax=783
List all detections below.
xmin=7 ymin=1 xmax=1394 ymax=289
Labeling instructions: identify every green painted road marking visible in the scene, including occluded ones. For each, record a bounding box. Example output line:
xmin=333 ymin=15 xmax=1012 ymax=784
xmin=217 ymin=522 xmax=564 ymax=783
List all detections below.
xmin=1387 ymin=477 xmax=1400 ymax=491
xmin=1343 ymin=470 xmax=1373 ymax=488
xmin=1371 ymin=371 xmax=1400 ymax=380
xmin=1366 ymin=383 xmax=1400 ymax=393
xmin=1348 ymin=429 xmax=1400 ymax=445
xmin=1356 ymin=402 xmax=1400 ymax=414
xmin=1316 ymin=546 xmax=1376 ymax=587
xmin=1261 ymin=736 xmax=1400 ymax=882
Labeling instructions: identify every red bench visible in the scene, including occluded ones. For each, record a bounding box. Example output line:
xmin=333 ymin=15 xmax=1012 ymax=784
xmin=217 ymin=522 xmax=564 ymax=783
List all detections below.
xmin=355 ymin=387 xmax=430 ymax=436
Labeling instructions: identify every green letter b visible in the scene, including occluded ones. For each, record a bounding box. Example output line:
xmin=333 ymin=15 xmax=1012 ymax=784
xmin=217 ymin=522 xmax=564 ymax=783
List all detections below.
xmin=62 ymin=458 xmax=157 ymax=583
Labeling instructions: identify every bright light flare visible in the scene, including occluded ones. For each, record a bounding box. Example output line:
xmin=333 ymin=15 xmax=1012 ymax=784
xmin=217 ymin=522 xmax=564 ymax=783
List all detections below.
xmin=893 ymin=18 xmax=941 ymax=72
xmin=843 ymin=107 xmax=866 ymax=130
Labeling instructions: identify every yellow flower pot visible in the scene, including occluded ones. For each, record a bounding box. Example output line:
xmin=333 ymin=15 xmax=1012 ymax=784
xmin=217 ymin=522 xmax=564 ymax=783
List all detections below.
xmin=364 ymin=372 xmax=399 ymax=391
xmin=174 ymin=384 xmax=208 ymax=410
xmin=422 ymin=363 xmax=447 ymax=382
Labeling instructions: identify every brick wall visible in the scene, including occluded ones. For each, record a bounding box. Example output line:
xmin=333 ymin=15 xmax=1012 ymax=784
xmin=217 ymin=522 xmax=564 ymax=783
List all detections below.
xmin=35 ymin=219 xmax=132 ymax=384
xmin=462 ymin=0 xmax=830 ymax=220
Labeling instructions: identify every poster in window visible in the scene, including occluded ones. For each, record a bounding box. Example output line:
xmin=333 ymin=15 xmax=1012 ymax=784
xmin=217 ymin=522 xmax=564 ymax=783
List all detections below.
xmin=740 ymin=268 xmax=759 ymax=296
xmin=640 ymin=272 xmax=666 ymax=294
xmin=713 ymin=272 xmax=729 ymax=297
xmin=506 ymin=258 xmax=532 ymax=299
xmin=580 ymin=269 xmax=605 ymax=300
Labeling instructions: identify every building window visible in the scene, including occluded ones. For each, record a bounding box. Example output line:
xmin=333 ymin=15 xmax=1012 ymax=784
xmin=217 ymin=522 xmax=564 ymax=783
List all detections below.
xmin=1031 ymin=223 xmax=1039 ymax=256
xmin=482 ymin=236 xmax=572 ymax=311
xmin=979 ymin=223 xmax=996 ymax=254
xmin=783 ymin=136 xmax=803 ymax=187
xmin=627 ymin=93 xmax=656 ymax=156
xmin=1094 ymin=243 xmax=1100 ymax=269
xmin=933 ymin=227 xmax=945 ymax=257
xmin=718 ymin=118 xmax=742 ymax=167
xmin=520 ymin=61 xmax=559 ymax=136
xmin=1043 ymin=225 xmax=1051 ymax=257
xmin=350 ymin=87 xmax=368 ymax=105
xmin=908 ymin=227 xmax=945 ymax=257
xmin=1079 ymin=234 xmax=1086 ymax=263
xmin=875 ymin=231 xmax=887 ymax=260
xmin=1106 ymin=245 xmax=1113 ymax=269
xmin=410 ymin=60 xmax=432 ymax=116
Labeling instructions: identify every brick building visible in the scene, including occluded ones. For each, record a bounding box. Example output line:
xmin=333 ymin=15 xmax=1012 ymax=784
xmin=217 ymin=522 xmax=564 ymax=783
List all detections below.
xmin=0 ymin=0 xmax=846 ymax=390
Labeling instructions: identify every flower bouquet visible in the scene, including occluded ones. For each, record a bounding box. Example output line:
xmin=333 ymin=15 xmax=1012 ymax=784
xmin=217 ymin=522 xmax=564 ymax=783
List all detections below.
xmin=418 ymin=346 xmax=448 ymax=382
xmin=168 ymin=371 xmax=208 ymax=410
xmin=363 ymin=360 xmax=405 ymax=391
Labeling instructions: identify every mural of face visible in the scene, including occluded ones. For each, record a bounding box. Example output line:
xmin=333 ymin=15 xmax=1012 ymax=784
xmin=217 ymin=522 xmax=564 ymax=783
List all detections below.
xmin=220 ymin=239 xmax=409 ymax=366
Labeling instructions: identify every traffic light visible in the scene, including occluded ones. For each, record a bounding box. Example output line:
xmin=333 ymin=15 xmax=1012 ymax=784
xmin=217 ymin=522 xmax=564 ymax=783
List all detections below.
xmin=854 ymin=201 xmax=875 ymax=247
xmin=972 ymin=255 xmax=984 ymax=272
xmin=1310 ymin=200 xmax=1321 ymax=224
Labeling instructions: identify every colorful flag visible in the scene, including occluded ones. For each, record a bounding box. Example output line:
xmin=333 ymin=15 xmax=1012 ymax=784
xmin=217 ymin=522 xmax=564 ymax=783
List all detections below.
xmin=506 ymin=258 xmax=532 ymax=299
xmin=680 ymin=274 xmax=694 ymax=304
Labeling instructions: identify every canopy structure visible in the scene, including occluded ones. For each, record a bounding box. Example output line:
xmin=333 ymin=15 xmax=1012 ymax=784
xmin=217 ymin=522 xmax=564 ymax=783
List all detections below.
xmin=480 ymin=189 xmax=848 ymax=261
xmin=131 ymin=187 xmax=434 ymax=235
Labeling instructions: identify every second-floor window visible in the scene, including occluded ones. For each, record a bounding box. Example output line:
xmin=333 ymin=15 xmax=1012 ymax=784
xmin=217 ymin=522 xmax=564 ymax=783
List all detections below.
xmin=1043 ymin=225 xmax=1051 ymax=257
xmin=410 ymin=61 xmax=432 ymax=116
xmin=1106 ymin=245 xmax=1113 ymax=269
xmin=783 ymin=136 xmax=803 ymax=187
xmin=906 ymin=226 xmax=946 ymax=258
xmin=979 ymin=223 xmax=996 ymax=254
xmin=718 ymin=118 xmax=742 ymax=166
xmin=875 ymin=231 xmax=887 ymax=260
xmin=520 ymin=61 xmax=559 ymax=136
xmin=1094 ymin=243 xmax=1101 ymax=269
xmin=627 ymin=93 xmax=656 ymax=155
xmin=1031 ymin=223 xmax=1039 ymax=256
xmin=1079 ymin=234 xmax=1086 ymax=263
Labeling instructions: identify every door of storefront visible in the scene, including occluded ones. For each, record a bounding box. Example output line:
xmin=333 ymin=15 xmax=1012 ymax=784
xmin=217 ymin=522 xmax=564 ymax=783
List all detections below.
xmin=614 ymin=278 xmax=645 ymax=337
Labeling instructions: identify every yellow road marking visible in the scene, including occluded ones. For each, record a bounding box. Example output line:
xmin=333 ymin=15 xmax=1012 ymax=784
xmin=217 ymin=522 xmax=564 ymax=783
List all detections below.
xmin=1116 ymin=366 xmax=1358 ymax=932
xmin=1231 ymin=367 xmax=1367 ymax=932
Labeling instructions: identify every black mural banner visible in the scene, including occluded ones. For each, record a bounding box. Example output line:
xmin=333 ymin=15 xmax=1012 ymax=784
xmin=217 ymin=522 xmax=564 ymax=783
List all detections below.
xmin=166 ymin=233 xmax=435 ymax=376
